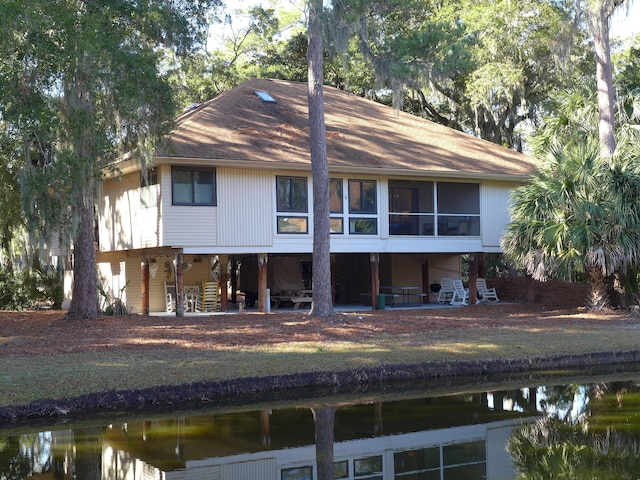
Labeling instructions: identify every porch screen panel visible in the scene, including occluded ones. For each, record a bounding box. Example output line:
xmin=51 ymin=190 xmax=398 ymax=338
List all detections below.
xmin=436 ymin=182 xmax=480 ymax=236
xmin=388 ymin=180 xmax=434 ymax=236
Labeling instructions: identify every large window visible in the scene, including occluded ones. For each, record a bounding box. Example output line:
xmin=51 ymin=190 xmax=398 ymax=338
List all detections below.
xmin=172 ymin=167 xmax=216 ymax=205
xmin=349 ymin=179 xmax=377 ymax=234
xmin=354 ymin=455 xmax=383 ymax=479
xmin=388 ymin=180 xmax=434 ymax=236
xmin=276 ymin=176 xmax=308 ymax=233
xmin=281 ymin=466 xmax=312 ymax=480
xmin=394 ymin=441 xmax=486 ymax=479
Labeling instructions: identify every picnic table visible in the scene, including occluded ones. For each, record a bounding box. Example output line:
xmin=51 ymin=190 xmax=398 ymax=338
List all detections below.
xmin=271 ymin=290 xmax=313 ymax=309
xmin=362 ymin=286 xmax=427 ymax=307
xmin=381 ymin=286 xmax=426 ymax=306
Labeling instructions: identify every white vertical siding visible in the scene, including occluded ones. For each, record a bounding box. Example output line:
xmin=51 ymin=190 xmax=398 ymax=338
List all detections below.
xmin=99 ymin=173 xmax=141 ymax=251
xmin=161 ymin=165 xmax=217 ymax=247
xmin=220 ymin=459 xmax=277 ymax=479
xmin=97 ymin=256 xmax=127 ymax=310
xmin=480 ymin=181 xmax=518 ymax=249
xmin=97 ymin=254 xmax=143 ymax=313
xmin=140 ymin=183 xmax=161 ymax=248
xmin=167 ymin=459 xmax=277 ymax=480
xmin=217 ymin=168 xmax=272 ymax=247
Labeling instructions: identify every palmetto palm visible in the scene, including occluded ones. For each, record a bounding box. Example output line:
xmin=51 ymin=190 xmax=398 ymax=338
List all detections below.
xmin=502 ymin=137 xmax=640 ymax=310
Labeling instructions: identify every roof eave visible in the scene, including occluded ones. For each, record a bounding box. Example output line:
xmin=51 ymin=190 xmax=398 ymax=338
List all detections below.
xmin=155 ymin=156 xmax=532 ymax=182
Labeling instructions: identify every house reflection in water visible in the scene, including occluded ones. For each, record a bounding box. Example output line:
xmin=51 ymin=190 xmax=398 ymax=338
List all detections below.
xmin=100 ymin=391 xmax=538 ymax=480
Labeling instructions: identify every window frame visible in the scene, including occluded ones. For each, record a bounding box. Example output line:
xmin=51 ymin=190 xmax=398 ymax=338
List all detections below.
xmin=348 ymin=179 xmax=378 ymax=235
xmin=277 ymin=175 xmax=308 ymax=213
xmin=330 ymin=178 xmax=344 ymax=234
xmin=171 ymin=167 xmax=217 ymax=206
xmin=276 ymin=175 xmax=310 ymax=234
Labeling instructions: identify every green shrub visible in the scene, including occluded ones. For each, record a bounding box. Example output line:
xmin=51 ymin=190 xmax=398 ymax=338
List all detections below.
xmin=0 ymin=271 xmax=34 ymax=310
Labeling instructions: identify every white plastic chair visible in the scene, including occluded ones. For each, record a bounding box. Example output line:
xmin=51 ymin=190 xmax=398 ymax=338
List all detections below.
xmin=166 ymin=293 xmax=175 ymax=312
xmin=201 ymin=281 xmax=219 ymax=312
xmin=476 ymin=278 xmax=499 ymax=303
xmin=184 ymin=285 xmax=202 ymax=312
xmin=450 ymin=279 xmax=469 ymax=305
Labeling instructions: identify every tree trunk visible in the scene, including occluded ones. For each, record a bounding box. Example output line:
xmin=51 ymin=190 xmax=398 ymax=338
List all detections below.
xmin=67 ymin=191 xmax=99 ymax=320
xmin=587 ymin=0 xmax=619 ymax=159
xmin=64 ymin=60 xmax=100 ymax=320
xmin=73 ymin=427 xmax=102 ymax=480
xmin=586 ymin=265 xmax=611 ymax=311
xmin=308 ymin=0 xmax=334 ymax=317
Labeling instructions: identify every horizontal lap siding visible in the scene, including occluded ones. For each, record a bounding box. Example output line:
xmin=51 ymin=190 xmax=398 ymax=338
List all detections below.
xmin=161 ymin=165 xmax=217 ymax=247
xmin=217 ymin=168 xmax=272 ymax=247
xmin=429 ymin=254 xmax=462 ymax=282
xmin=391 ymin=253 xmax=424 ymax=286
xmin=124 ymin=256 xmax=142 ymax=313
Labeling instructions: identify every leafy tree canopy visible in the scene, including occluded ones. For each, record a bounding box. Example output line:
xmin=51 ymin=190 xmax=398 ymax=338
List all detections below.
xmin=0 ymin=0 xmax=221 ymax=319
xmin=502 ymin=84 xmax=640 ymax=309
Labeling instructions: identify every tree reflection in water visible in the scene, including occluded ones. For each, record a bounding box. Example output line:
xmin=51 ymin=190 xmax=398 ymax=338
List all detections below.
xmin=509 ymin=381 xmax=640 ymax=479
xmin=7 ymin=378 xmax=640 ymax=479
xmin=312 ymin=407 xmax=336 ymax=480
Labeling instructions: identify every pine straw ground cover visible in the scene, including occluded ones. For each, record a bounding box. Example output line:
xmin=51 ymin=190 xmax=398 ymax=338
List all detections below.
xmin=3 ymin=277 xmax=640 ymax=422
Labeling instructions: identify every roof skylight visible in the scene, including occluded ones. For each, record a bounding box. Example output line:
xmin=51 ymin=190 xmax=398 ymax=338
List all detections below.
xmin=254 ymin=90 xmax=277 ymax=103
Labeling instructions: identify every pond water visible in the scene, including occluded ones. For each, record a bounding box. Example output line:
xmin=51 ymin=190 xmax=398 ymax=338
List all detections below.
xmin=3 ymin=368 xmax=640 ymax=479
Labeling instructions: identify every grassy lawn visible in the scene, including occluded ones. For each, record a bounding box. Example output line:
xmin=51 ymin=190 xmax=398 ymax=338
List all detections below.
xmin=3 ymin=314 xmax=640 ymax=409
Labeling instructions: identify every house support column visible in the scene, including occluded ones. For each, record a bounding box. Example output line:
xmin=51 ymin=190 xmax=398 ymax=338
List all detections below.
xmin=258 ymin=253 xmax=268 ymax=313
xmin=220 ymin=255 xmax=228 ymax=312
xmin=421 ymin=256 xmax=430 ymax=303
xmin=141 ymin=259 xmax=149 ymax=315
xmin=370 ymin=253 xmax=380 ymax=309
xmin=331 ymin=254 xmax=336 ymax=304
xmin=478 ymin=253 xmax=486 ymax=278
xmin=469 ymin=254 xmax=478 ymax=305
xmin=231 ymin=257 xmax=238 ymax=304
xmin=174 ymin=251 xmax=184 ymax=317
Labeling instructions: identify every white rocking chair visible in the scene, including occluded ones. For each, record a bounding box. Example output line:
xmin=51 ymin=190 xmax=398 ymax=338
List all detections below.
xmin=450 ymin=279 xmax=469 ymax=306
xmin=476 ymin=278 xmax=499 ymax=303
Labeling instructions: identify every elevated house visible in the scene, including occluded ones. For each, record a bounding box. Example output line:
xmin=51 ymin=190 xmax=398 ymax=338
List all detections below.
xmin=96 ymin=78 xmax=535 ymax=313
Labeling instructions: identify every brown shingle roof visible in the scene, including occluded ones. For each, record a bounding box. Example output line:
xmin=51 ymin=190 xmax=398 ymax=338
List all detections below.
xmin=157 ymin=78 xmax=535 ymax=180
